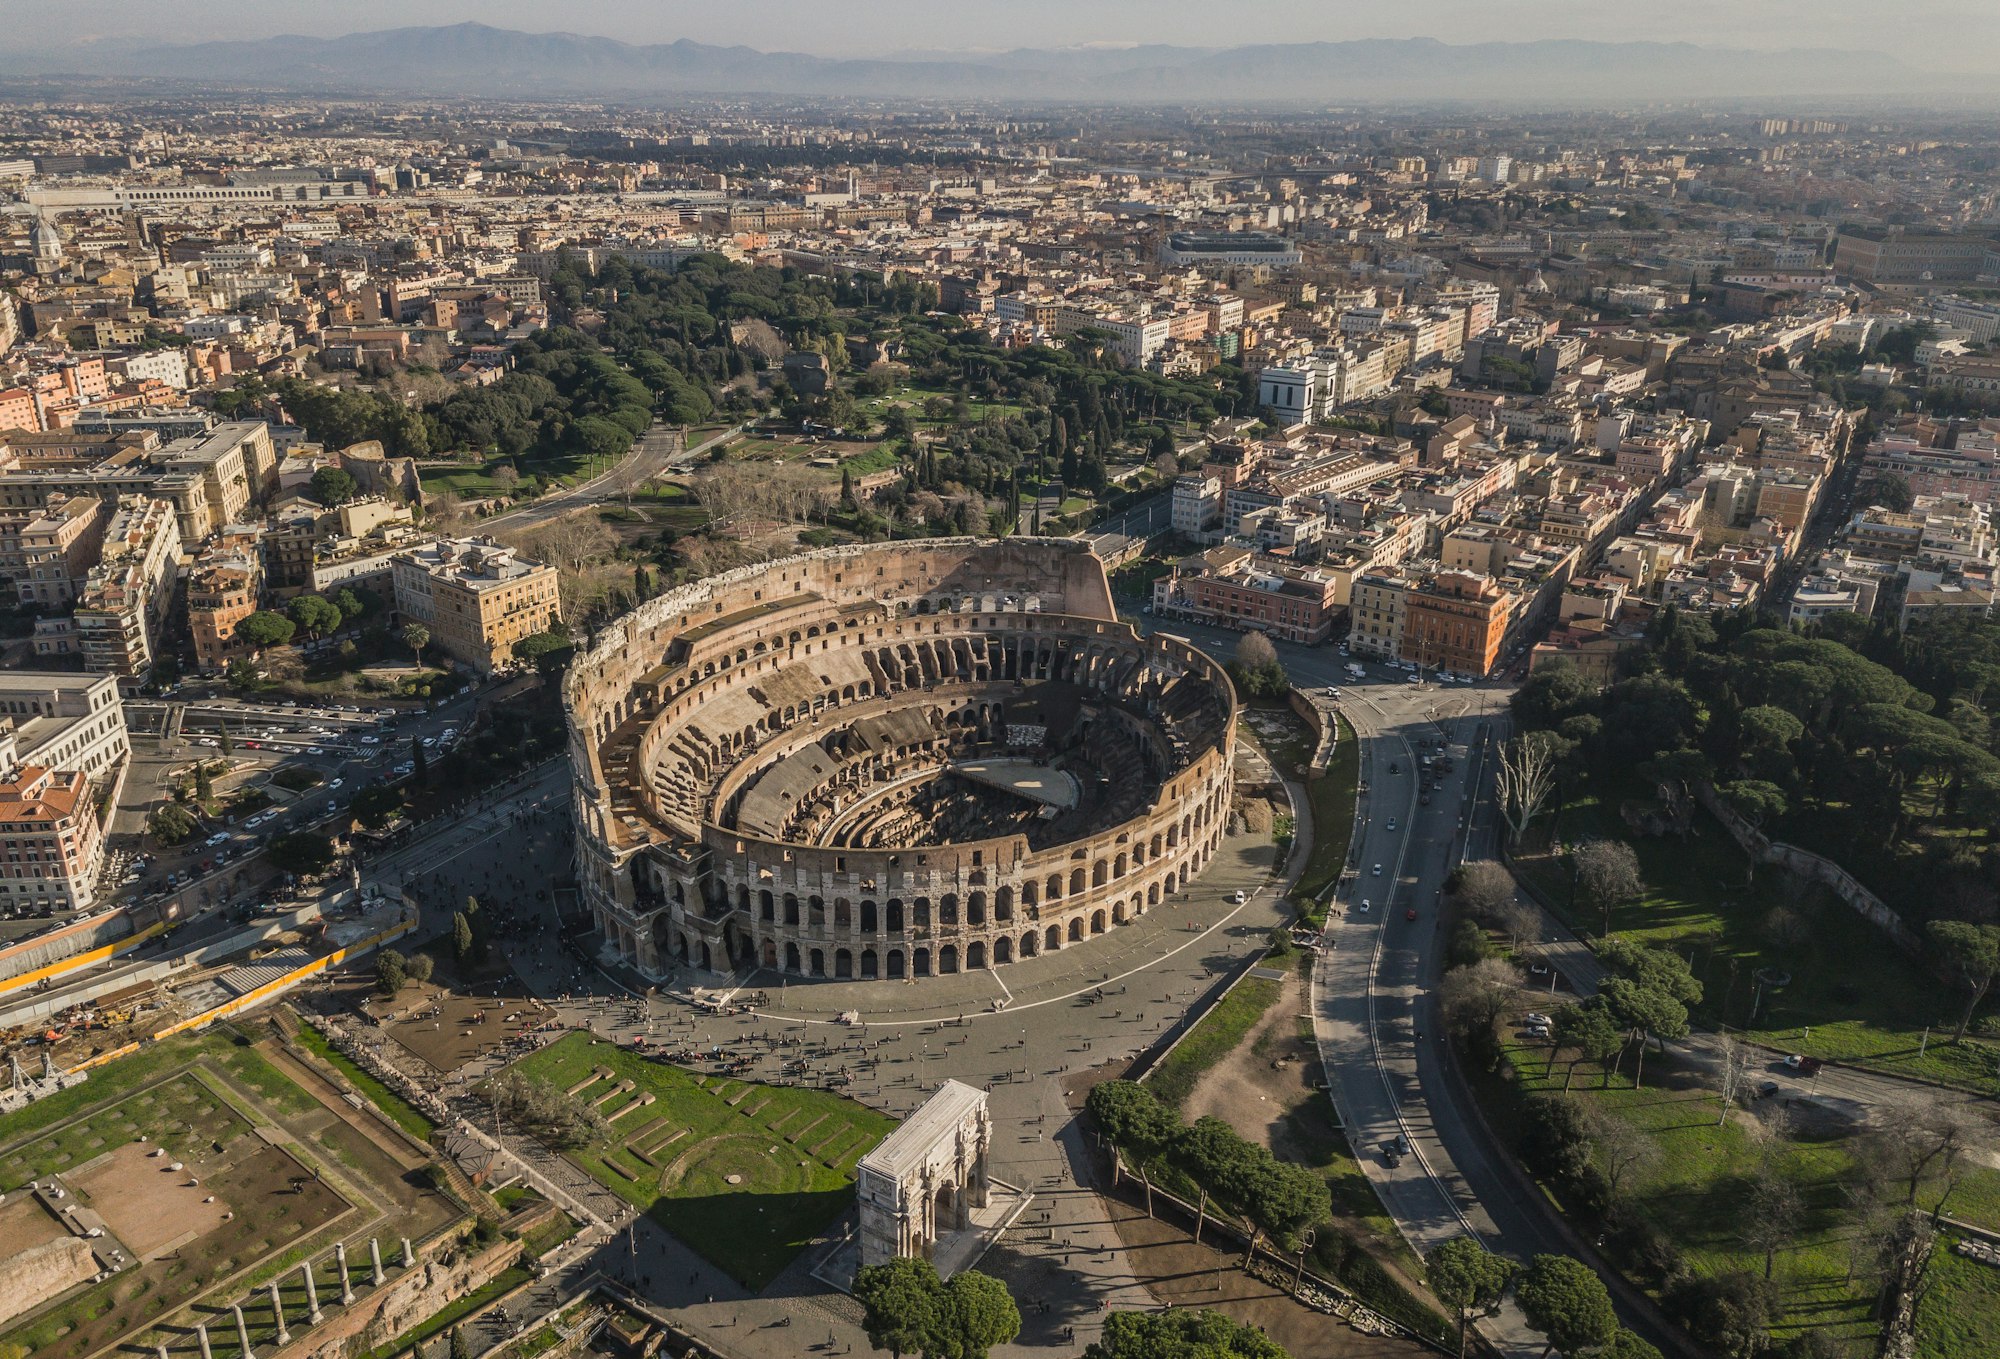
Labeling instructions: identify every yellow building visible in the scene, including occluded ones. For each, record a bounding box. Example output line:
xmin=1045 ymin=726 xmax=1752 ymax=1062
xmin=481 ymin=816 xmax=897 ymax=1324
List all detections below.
xmin=391 ymin=536 xmax=560 ymax=676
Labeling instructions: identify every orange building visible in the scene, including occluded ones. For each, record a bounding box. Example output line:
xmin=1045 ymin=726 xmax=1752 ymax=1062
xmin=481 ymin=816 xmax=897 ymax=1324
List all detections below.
xmin=187 ymin=544 xmax=264 ymax=673
xmin=1402 ymin=570 xmax=1511 ymax=677
xmin=0 ymin=763 xmax=104 ymax=912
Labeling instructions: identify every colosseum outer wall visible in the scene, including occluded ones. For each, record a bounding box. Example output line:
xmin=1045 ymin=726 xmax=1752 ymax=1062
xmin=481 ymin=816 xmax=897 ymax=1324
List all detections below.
xmin=564 ymin=538 xmax=1237 ymax=982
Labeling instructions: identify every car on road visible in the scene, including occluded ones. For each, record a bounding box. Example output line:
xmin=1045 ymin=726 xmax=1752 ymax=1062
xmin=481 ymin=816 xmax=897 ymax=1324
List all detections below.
xmin=1407 ymin=673 xmax=1421 ymax=684
xmin=1385 ymin=818 xmax=1398 ymax=832
xmin=1756 ymin=1081 xmax=1781 ymax=1099
xmin=1358 ymin=898 xmax=1371 ymax=912
xmin=1782 ymin=1054 xmax=1824 ymax=1075
xmin=307 ymin=746 xmax=325 ymax=755
xmin=421 ymin=737 xmax=437 ymax=748
xmin=1405 ymin=907 xmax=1418 ymax=921
xmin=1394 ymin=1133 xmax=1411 ymax=1156
xmin=1230 ymin=890 xmax=1245 ymax=904
xmin=1371 ymin=863 xmax=1382 ymax=876
xmin=361 ymin=735 xmax=380 ymax=744
xmin=1387 ymin=763 xmax=1399 ymax=774
xmin=205 ymin=832 xmax=229 ymax=846
xmin=329 ymin=778 xmax=343 ymax=790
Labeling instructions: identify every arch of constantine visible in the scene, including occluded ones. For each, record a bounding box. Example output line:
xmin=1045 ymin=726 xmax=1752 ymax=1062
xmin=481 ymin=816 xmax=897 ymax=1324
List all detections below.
xmin=563 ymin=537 xmax=1238 ymax=984
xmin=854 ymin=1079 xmax=992 ymax=1268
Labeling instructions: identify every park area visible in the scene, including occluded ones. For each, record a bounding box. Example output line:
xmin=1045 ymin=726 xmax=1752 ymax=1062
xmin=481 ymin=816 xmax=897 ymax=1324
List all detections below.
xmin=499 ymin=1031 xmax=896 ymax=1288
xmin=1511 ymin=772 xmax=2000 ymax=1095
xmin=0 ymin=1028 xmax=460 ymax=1359
xmin=1477 ymin=1019 xmax=2000 ymax=1355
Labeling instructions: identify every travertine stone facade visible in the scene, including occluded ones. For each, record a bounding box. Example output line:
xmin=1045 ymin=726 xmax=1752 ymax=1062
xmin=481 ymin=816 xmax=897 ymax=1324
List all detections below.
xmin=564 ymin=538 xmax=1237 ymax=982
xmin=857 ymin=1080 xmax=991 ymax=1269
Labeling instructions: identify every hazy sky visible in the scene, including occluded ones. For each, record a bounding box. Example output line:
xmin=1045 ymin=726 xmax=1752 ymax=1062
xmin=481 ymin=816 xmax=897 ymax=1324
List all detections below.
xmin=31 ymin=0 xmax=1999 ymax=68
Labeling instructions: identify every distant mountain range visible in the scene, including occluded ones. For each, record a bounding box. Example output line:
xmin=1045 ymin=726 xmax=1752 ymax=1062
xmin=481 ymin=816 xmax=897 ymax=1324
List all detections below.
xmin=3 ymin=24 xmax=1917 ymax=103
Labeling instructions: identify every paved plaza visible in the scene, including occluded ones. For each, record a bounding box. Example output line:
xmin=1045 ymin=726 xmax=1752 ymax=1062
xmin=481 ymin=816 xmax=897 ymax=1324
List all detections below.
xmin=336 ymin=759 xmax=1409 ymax=1356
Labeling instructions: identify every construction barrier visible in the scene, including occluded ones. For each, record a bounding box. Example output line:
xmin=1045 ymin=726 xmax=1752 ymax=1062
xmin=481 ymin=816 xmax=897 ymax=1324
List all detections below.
xmin=149 ymin=914 xmax=417 ymax=1042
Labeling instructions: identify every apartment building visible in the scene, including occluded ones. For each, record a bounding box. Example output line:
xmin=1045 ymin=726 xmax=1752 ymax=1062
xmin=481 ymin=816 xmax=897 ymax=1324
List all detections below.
xmin=391 ymin=536 xmax=560 ymax=676
xmin=1152 ymin=546 xmax=1341 ymax=645
xmin=70 ymin=495 xmax=182 ymax=686
xmin=1402 ymin=569 xmax=1511 ymax=677
xmin=1861 ymin=432 xmax=2000 ymax=505
xmin=0 ymin=492 xmax=108 ymax=607
xmin=0 ymin=672 xmax=129 ymax=785
xmin=1832 ymin=228 xmax=2000 ymax=286
xmin=1349 ymin=569 xmax=1411 ymax=660
xmin=187 ymin=533 xmax=266 ymax=672
xmin=0 ymin=764 xmax=104 ymax=913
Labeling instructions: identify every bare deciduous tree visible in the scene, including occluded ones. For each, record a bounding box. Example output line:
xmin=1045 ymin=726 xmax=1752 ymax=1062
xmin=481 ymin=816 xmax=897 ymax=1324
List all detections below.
xmin=1439 ymin=958 xmax=1522 ymax=1042
xmin=1860 ymin=1097 xmax=1988 ymax=1219
xmin=1570 ymin=839 xmax=1644 ymax=935
xmin=1495 ymin=732 xmax=1558 ymax=845
xmin=1577 ymin=1100 xmax=1661 ymax=1198
xmin=1451 ymin=859 xmax=1516 ymax=920
xmin=1714 ymin=1030 xmax=1752 ymax=1127
xmin=1745 ymin=1160 xmax=1805 ymax=1280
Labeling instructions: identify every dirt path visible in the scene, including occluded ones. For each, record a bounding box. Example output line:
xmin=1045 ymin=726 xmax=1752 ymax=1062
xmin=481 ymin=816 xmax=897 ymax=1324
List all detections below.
xmin=1181 ymin=966 xmax=1315 ymax=1146
xmin=1179 ymin=965 xmax=1437 ymax=1307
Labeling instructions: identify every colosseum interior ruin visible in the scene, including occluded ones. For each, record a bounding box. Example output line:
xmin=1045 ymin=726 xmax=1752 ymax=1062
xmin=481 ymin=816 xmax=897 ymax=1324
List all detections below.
xmin=563 ymin=538 xmax=1237 ymax=983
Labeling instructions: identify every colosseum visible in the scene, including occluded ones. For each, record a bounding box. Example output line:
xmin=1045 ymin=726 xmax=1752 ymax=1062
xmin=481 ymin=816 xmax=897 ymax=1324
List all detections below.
xmin=562 ymin=538 xmax=1239 ymax=983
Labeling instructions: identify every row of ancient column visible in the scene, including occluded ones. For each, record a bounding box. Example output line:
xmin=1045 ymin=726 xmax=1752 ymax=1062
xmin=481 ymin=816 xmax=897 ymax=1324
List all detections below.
xmin=167 ymin=1236 xmax=415 ymax=1359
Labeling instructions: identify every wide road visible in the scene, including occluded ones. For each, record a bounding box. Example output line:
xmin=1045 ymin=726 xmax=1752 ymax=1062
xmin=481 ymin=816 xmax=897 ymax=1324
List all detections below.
xmin=1143 ymin=619 xmax=1661 ymax=1355
xmin=481 ymin=422 xmax=746 ymax=531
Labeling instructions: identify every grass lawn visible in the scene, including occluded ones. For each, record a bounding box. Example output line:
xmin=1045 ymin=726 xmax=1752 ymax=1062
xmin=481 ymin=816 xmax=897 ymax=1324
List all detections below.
xmin=1490 ymin=1036 xmax=1886 ymax=1352
xmin=294 ymin=1024 xmax=435 ymax=1141
xmin=1513 ymin=776 xmax=2000 ymax=1095
xmin=1912 ymin=1235 xmax=2000 ymax=1359
xmin=852 ymin=381 xmax=1026 ymax=426
xmin=839 ymin=442 xmax=904 ymax=476
xmin=502 ymin=1031 xmax=894 ymax=1288
xmin=519 ymin=1209 xmax=580 ymax=1259
xmin=419 ymin=461 xmax=513 ymax=498
xmin=1147 ymin=975 xmax=1283 ymax=1110
xmin=1274 ymin=1081 xmax=1410 ymax=1268
xmin=1298 ymin=714 xmax=1360 ymax=913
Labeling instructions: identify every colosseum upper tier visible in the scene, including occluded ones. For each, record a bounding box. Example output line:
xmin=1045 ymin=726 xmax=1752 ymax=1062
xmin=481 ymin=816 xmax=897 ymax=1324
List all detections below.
xmin=563 ymin=538 xmax=1238 ymax=983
